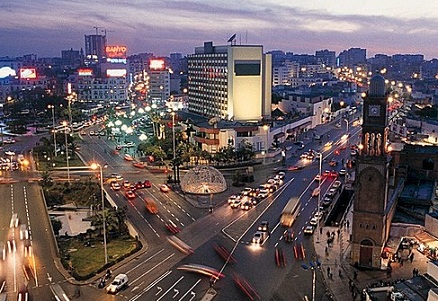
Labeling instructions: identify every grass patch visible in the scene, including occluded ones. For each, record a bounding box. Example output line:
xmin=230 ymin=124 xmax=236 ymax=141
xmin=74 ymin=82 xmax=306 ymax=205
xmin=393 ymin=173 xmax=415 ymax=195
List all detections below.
xmin=59 ymin=236 xmax=139 ymax=278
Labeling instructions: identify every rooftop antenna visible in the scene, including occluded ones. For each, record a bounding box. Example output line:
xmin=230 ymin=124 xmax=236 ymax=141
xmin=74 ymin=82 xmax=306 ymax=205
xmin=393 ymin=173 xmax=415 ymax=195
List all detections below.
xmin=93 ymin=26 xmax=103 ymax=35
xmin=227 ymin=33 xmax=236 ymax=45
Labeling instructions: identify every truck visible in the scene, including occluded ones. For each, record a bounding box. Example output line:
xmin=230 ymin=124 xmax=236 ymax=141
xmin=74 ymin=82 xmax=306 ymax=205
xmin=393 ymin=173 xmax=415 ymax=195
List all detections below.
xmin=144 ymin=197 xmax=158 ymax=214
xmin=280 ymin=197 xmax=301 ymax=227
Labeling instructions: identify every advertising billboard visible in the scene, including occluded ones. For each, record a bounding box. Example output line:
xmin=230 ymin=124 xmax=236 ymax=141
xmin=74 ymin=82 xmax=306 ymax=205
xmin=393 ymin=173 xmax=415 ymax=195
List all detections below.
xmin=0 ymin=66 xmax=16 ymax=78
xmin=78 ymin=68 xmax=93 ymax=76
xmin=149 ymin=59 xmax=165 ymax=70
xmin=106 ymin=69 xmax=127 ymax=78
xmin=20 ymin=68 xmax=37 ymax=79
xmin=105 ymin=45 xmax=127 ymax=59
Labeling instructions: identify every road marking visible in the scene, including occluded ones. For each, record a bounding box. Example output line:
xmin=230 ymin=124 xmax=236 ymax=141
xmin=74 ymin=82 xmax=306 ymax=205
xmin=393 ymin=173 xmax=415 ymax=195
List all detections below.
xmin=156 ymin=276 xmax=184 ymax=301
xmin=129 ymin=253 xmax=175 ymax=285
xmin=129 ymin=270 xmax=172 ymax=301
xmin=178 ymin=279 xmax=201 ymax=301
xmin=125 ymin=248 xmax=165 ymax=274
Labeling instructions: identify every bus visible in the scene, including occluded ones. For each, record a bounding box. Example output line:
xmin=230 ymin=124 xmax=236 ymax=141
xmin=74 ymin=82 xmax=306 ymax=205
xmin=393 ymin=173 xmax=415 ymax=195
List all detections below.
xmin=280 ymin=197 xmax=301 ymax=227
xmin=144 ymin=197 xmax=158 ymax=214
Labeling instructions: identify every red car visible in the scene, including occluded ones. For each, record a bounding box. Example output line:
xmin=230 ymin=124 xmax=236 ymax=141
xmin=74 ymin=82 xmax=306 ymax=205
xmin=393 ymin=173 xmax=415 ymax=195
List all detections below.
xmin=133 ymin=161 xmax=145 ymax=169
xmin=144 ymin=180 xmax=152 ymax=188
xmin=135 ymin=181 xmax=144 ymax=189
xmin=125 ymin=190 xmax=136 ymax=200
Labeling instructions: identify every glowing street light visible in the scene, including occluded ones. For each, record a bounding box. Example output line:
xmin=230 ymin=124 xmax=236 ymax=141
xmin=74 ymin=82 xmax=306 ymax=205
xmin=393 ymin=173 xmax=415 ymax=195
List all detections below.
xmin=48 ymin=105 xmax=58 ymax=157
xmin=62 ymin=121 xmax=70 ymax=182
xmin=90 ymin=163 xmax=108 ymax=264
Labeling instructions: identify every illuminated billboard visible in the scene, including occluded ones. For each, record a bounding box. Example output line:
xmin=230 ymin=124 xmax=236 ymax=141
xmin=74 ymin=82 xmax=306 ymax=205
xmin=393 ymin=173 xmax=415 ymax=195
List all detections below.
xmin=78 ymin=68 xmax=93 ymax=76
xmin=106 ymin=69 xmax=127 ymax=77
xmin=105 ymin=45 xmax=127 ymax=59
xmin=20 ymin=68 xmax=37 ymax=79
xmin=0 ymin=66 xmax=16 ymax=78
xmin=149 ymin=59 xmax=165 ymax=70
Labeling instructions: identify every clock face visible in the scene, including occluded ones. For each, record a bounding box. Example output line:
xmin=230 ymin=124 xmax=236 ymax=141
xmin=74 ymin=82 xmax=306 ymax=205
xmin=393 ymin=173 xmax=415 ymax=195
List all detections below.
xmin=368 ymin=105 xmax=381 ymax=117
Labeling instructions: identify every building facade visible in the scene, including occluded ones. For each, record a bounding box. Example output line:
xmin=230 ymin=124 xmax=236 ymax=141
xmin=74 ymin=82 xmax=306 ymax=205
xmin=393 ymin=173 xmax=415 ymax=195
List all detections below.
xmin=187 ymin=42 xmax=272 ymax=121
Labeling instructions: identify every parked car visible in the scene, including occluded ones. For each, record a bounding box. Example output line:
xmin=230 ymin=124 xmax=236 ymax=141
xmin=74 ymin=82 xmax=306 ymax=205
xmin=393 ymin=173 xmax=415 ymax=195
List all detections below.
xmin=304 ymin=226 xmax=315 ymax=235
xmin=107 ymin=274 xmax=128 ymax=294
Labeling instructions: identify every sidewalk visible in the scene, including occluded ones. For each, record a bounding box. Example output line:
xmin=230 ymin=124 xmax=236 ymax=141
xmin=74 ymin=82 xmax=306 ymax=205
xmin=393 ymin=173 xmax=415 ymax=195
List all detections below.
xmin=313 ymin=206 xmax=429 ymax=300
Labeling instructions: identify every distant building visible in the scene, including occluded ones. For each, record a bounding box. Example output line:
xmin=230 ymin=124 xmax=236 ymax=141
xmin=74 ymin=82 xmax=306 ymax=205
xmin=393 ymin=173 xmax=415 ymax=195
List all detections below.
xmin=84 ymin=34 xmax=107 ymax=65
xmin=337 ymin=47 xmax=367 ymax=68
xmin=187 ymin=41 xmax=272 ymax=121
xmin=315 ymin=49 xmax=336 ymax=68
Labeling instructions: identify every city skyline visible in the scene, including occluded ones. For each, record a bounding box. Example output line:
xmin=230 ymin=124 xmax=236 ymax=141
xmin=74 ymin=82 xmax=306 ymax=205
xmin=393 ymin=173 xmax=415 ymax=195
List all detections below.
xmin=1 ymin=0 xmax=438 ymax=59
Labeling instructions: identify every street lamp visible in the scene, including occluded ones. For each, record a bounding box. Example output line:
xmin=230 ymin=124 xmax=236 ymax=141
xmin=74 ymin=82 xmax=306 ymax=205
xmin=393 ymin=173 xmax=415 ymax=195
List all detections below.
xmin=301 ymin=260 xmax=321 ymax=301
xmin=344 ymin=119 xmax=349 ymax=135
xmin=48 ymin=104 xmax=58 ymax=157
xmin=90 ymin=163 xmax=108 ymax=264
xmin=317 ymin=152 xmax=322 ymax=242
xmin=263 ymin=124 xmax=269 ymax=163
xmin=62 ymin=121 xmax=70 ymax=182
xmin=171 ymin=111 xmax=177 ymax=182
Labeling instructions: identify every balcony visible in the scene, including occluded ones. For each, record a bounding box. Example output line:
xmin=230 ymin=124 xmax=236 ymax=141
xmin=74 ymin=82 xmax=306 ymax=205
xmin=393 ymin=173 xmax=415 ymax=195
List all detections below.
xmin=194 ymin=136 xmax=219 ymax=145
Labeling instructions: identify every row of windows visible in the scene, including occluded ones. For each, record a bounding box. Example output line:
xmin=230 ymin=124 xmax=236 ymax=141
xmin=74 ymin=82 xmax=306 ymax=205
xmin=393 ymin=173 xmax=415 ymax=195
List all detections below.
xmin=358 ymin=223 xmax=377 ymax=230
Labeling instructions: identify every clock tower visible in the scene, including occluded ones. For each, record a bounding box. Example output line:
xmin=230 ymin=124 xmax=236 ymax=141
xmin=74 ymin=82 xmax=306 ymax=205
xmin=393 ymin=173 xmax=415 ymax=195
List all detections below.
xmin=351 ymin=75 xmax=393 ymax=269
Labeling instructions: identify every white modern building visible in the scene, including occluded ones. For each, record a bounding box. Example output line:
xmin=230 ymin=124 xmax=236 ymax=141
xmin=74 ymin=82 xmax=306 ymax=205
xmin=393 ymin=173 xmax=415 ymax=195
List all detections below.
xmin=187 ymin=41 xmax=272 ymax=121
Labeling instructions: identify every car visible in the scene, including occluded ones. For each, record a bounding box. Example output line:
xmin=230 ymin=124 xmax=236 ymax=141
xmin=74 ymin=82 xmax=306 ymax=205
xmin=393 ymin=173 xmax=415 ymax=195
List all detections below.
xmin=350 ymin=150 xmax=357 ymax=157
xmin=122 ymin=181 xmax=131 ymax=189
xmin=314 ymin=211 xmax=324 ymax=220
xmin=125 ymin=190 xmax=136 ymax=200
xmin=228 ymin=195 xmax=238 ymax=205
xmin=111 ymin=182 xmax=121 ymax=190
xmin=19 ymin=224 xmax=29 ymax=240
xmin=339 ymin=169 xmax=347 ymax=176
xmin=106 ymin=274 xmax=128 ymax=294
xmin=321 ymin=197 xmax=332 ymax=207
xmin=309 ymin=217 xmax=318 ymax=226
xmin=332 ymin=180 xmax=342 ymax=189
xmin=276 ymin=171 xmax=285 ymax=179
xmin=324 ymin=141 xmax=333 ymax=147
xmin=329 ymin=170 xmax=338 ymax=177
xmin=326 ymin=188 xmax=337 ymax=198
xmin=294 ymin=141 xmax=304 ymax=146
xmin=252 ymin=231 xmax=267 ymax=245
xmin=257 ymin=189 xmax=269 ymax=199
xmin=314 ymin=135 xmax=321 ymax=140
xmin=329 ymin=159 xmax=338 ymax=167
xmin=135 ymin=181 xmax=144 ymax=189
xmin=288 ymin=165 xmax=304 ymax=171
xmin=241 ymin=200 xmax=253 ymax=211
xmin=159 ymin=184 xmax=170 ymax=192
xmin=311 ymin=187 xmax=320 ymax=197
xmin=3 ymin=138 xmax=16 ymax=144
xmin=323 ymin=170 xmax=330 ymax=177
xmin=314 ymin=174 xmax=322 ymax=181
xmin=304 ymin=226 xmax=315 ymax=235
xmin=110 ymin=173 xmax=123 ymax=181
xmin=241 ymin=187 xmax=253 ymax=196
xmin=165 ymin=220 xmax=180 ymax=234
xmin=258 ymin=221 xmax=269 ymax=232
xmin=125 ymin=141 xmax=135 ymax=148
xmin=144 ymin=180 xmax=152 ymax=188
xmin=230 ymin=199 xmax=242 ymax=209
xmin=132 ymin=161 xmax=145 ymax=168
xmin=124 ymin=154 xmax=134 ymax=161
xmin=10 ymin=214 xmax=19 ymax=229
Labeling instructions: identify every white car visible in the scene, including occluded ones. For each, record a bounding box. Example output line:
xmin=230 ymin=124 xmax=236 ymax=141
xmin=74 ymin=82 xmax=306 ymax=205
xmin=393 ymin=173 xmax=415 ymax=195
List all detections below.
xmin=304 ymin=226 xmax=315 ymax=235
xmin=230 ymin=199 xmax=242 ymax=209
xmin=227 ymin=195 xmax=238 ymax=205
xmin=309 ymin=217 xmax=318 ymax=226
xmin=19 ymin=224 xmax=29 ymax=240
xmin=332 ymin=180 xmax=342 ymax=189
xmin=107 ymin=274 xmax=128 ymax=294
xmin=257 ymin=189 xmax=269 ymax=199
xmin=10 ymin=214 xmax=19 ymax=228
xmin=252 ymin=231 xmax=266 ymax=245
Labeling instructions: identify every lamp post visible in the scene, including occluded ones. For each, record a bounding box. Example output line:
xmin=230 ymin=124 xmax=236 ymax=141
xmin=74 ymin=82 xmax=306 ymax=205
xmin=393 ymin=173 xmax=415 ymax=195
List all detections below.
xmin=301 ymin=260 xmax=321 ymax=301
xmin=62 ymin=121 xmax=70 ymax=182
xmin=171 ymin=111 xmax=177 ymax=182
xmin=91 ymin=163 xmax=108 ymax=264
xmin=263 ymin=124 xmax=269 ymax=164
xmin=344 ymin=118 xmax=349 ymax=135
xmin=48 ymin=105 xmax=58 ymax=156
xmin=317 ymin=152 xmax=322 ymax=243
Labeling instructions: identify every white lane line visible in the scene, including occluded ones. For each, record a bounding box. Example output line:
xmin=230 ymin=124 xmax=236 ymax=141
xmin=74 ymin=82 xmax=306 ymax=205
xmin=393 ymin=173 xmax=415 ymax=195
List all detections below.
xmin=156 ymin=276 xmax=184 ymax=301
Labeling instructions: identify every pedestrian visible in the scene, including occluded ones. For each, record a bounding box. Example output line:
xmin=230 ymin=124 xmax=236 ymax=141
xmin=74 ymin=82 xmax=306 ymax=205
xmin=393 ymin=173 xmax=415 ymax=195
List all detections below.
xmin=409 ymin=252 xmax=414 ymax=263
xmin=339 ymin=269 xmax=342 ymax=278
xmin=320 ymin=227 xmax=323 ymax=235
xmin=400 ymin=258 xmax=404 ymax=266
xmin=326 ymin=230 xmax=331 ymax=238
xmin=346 ymin=220 xmax=350 ymax=228
xmin=337 ymin=228 xmax=341 ymax=237
xmin=327 ymin=266 xmax=331 ymax=276
xmin=353 ymin=270 xmax=358 ymax=280
xmin=329 ymin=271 xmax=333 ymax=280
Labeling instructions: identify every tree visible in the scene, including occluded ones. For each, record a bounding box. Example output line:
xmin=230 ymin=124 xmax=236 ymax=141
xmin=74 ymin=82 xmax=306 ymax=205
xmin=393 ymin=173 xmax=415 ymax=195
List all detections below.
xmin=51 ymin=218 xmax=62 ymax=236
xmin=40 ymin=171 xmax=54 ymax=188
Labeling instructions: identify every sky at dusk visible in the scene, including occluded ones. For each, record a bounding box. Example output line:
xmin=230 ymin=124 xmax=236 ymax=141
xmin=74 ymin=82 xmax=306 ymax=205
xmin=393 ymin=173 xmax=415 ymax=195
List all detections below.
xmin=1 ymin=0 xmax=438 ymax=59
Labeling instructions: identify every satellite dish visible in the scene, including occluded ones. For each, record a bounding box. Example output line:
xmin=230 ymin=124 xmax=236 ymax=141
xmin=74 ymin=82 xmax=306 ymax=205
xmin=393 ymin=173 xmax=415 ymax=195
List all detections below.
xmin=227 ymin=33 xmax=236 ymax=43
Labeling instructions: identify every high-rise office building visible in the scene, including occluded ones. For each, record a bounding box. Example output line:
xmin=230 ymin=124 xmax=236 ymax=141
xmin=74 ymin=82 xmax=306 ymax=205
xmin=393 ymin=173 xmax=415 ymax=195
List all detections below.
xmin=187 ymin=41 xmax=271 ymax=121
xmin=337 ymin=47 xmax=367 ymax=68
xmin=84 ymin=34 xmax=107 ymax=64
